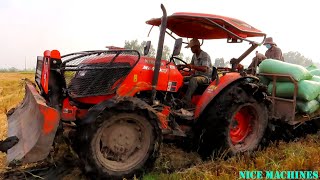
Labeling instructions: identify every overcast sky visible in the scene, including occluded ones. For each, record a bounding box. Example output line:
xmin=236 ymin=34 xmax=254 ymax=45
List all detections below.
xmin=0 ymin=0 xmax=319 ymax=69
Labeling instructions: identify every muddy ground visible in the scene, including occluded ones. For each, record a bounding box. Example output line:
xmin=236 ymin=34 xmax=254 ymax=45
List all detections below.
xmin=1 ymin=141 xmax=201 ymax=180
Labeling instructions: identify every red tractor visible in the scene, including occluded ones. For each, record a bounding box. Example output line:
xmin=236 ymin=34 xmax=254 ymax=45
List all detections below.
xmin=7 ymin=4 xmax=270 ymax=179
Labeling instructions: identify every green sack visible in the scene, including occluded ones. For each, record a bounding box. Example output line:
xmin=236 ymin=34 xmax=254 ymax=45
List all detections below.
xmin=258 ymin=75 xmax=269 ymax=86
xmin=317 ymin=94 xmax=320 ymax=102
xmin=311 ymin=75 xmax=320 ymax=83
xmin=310 ymin=69 xmax=320 ymax=76
xmin=267 ymin=80 xmax=320 ymax=101
xmin=306 ymin=64 xmax=318 ymax=71
xmin=259 ymin=59 xmax=312 ymax=81
xmin=296 ymin=100 xmax=319 ymax=114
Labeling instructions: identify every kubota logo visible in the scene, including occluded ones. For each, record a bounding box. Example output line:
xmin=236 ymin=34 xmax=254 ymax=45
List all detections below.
xmin=142 ymin=65 xmax=168 ymax=73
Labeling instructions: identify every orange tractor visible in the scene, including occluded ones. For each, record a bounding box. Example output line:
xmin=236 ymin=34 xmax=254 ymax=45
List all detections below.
xmin=7 ymin=4 xmax=270 ymax=179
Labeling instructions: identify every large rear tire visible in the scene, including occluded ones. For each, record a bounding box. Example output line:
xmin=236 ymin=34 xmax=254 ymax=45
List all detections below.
xmin=195 ymin=81 xmax=269 ymax=159
xmin=77 ymin=112 xmax=161 ymax=179
xmin=314 ymin=119 xmax=320 ymax=129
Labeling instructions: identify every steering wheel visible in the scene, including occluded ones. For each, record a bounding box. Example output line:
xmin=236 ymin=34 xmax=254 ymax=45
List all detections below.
xmin=172 ymin=56 xmax=190 ymax=72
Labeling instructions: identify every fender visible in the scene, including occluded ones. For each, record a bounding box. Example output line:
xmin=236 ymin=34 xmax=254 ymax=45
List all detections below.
xmin=195 ymin=73 xmax=259 ymax=118
xmin=80 ymin=96 xmax=161 ymax=126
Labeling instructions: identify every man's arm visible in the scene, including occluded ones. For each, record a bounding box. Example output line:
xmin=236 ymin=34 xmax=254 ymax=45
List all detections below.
xmin=249 ymin=53 xmax=266 ymax=68
xmin=248 ymin=58 xmax=256 ymax=68
xmin=188 ymin=64 xmax=208 ymax=72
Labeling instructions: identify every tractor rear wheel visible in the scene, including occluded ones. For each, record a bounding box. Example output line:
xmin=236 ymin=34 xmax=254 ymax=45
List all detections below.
xmin=314 ymin=119 xmax=320 ymax=129
xmin=228 ymin=102 xmax=267 ymax=152
xmin=77 ymin=112 xmax=160 ymax=179
xmin=195 ymin=81 xmax=269 ymax=159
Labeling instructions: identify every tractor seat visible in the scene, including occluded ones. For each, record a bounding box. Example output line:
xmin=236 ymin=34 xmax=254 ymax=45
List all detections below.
xmin=183 ymin=66 xmax=217 ymax=86
xmin=183 ymin=67 xmax=217 ymax=94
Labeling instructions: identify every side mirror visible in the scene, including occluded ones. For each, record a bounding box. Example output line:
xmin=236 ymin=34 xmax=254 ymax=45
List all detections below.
xmin=144 ymin=41 xmax=151 ymax=56
xmin=172 ymin=38 xmax=182 ymax=56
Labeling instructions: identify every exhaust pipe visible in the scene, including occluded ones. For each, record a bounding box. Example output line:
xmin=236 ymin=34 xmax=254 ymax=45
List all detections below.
xmin=151 ymin=4 xmax=167 ymax=103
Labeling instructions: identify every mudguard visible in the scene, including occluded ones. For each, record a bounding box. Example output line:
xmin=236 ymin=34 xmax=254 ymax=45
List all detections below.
xmin=195 ymin=73 xmax=258 ymax=118
xmin=7 ymin=79 xmax=60 ymax=163
xmin=80 ymin=96 xmax=166 ymax=128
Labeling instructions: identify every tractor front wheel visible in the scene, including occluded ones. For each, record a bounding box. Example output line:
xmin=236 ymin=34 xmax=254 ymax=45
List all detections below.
xmin=77 ymin=112 xmax=161 ymax=179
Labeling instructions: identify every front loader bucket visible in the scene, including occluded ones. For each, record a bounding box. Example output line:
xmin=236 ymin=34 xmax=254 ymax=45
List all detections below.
xmin=6 ymin=80 xmax=60 ymax=164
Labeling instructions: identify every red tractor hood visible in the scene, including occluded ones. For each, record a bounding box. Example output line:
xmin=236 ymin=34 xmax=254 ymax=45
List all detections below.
xmin=146 ymin=12 xmax=264 ymax=39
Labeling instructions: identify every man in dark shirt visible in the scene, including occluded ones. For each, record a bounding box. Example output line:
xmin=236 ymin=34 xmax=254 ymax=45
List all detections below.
xmin=247 ymin=51 xmax=267 ymax=74
xmin=264 ymin=37 xmax=284 ymax=61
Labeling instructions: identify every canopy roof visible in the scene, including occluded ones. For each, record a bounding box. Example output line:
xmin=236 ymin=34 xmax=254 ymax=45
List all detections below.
xmin=146 ymin=12 xmax=265 ymax=40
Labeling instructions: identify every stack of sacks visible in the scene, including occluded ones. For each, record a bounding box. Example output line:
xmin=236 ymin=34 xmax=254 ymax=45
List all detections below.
xmin=311 ymin=75 xmax=320 ymax=82
xmin=258 ymin=59 xmax=320 ymax=114
xmin=307 ymin=64 xmax=318 ymax=71
xmin=259 ymin=59 xmax=312 ymax=81
xmin=297 ymin=100 xmax=319 ymax=114
xmin=310 ymin=69 xmax=320 ymax=76
xmin=267 ymin=80 xmax=320 ymax=101
xmin=306 ymin=64 xmax=320 ymax=114
xmin=309 ymin=65 xmax=320 ymax=108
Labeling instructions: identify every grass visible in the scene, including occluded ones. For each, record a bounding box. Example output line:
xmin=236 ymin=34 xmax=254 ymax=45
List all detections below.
xmin=0 ymin=72 xmax=319 ymax=179
xmin=147 ymin=136 xmax=320 ymax=180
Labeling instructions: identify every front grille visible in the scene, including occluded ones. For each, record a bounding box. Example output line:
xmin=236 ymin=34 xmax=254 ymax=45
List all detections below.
xmin=61 ymin=50 xmax=140 ymax=98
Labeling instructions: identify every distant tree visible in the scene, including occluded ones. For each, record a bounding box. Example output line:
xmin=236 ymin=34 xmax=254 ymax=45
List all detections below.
xmin=283 ymin=51 xmax=313 ymax=67
xmin=141 ymin=41 xmax=156 ymax=58
xmin=173 ymin=52 xmax=183 ymax=65
xmin=161 ymin=45 xmax=171 ymax=60
xmin=185 ymin=56 xmax=192 ymax=64
xmin=124 ymin=39 xmax=139 ymax=50
xmin=27 ymin=67 xmax=36 ymax=72
xmin=177 ymin=52 xmax=184 ymax=60
xmin=8 ymin=67 xmax=18 ymax=72
xmin=124 ymin=39 xmax=156 ymax=58
xmin=214 ymin=58 xmax=225 ymax=67
xmin=0 ymin=67 xmax=19 ymax=72
xmin=172 ymin=52 xmax=192 ymax=65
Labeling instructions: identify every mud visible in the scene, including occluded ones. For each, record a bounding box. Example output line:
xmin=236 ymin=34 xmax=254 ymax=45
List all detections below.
xmin=1 ymin=135 xmax=86 ymax=180
xmin=1 ymin=121 xmax=318 ymax=180
xmin=1 ymin=142 xmax=201 ymax=180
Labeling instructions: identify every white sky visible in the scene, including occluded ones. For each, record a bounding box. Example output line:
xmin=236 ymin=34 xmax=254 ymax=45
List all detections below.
xmin=0 ymin=0 xmax=319 ymax=69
